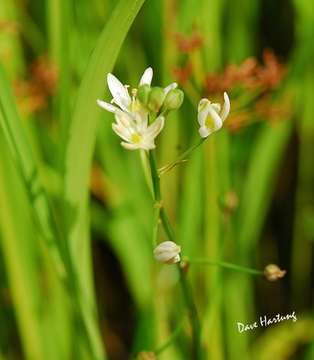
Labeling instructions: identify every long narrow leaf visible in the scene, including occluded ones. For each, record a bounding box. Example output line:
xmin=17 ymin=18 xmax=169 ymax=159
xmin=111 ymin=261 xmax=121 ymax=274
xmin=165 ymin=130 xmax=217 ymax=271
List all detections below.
xmin=0 ymin=63 xmax=66 ymax=277
xmin=63 ymin=1 xmax=145 ymax=358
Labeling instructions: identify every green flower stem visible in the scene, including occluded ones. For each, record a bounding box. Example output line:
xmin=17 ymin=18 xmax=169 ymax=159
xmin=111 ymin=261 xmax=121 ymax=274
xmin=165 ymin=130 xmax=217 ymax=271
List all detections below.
xmin=154 ymin=321 xmax=184 ymax=355
xmin=152 ymin=204 xmax=161 ymax=247
xmin=140 ymin=150 xmax=154 ymax=197
xmin=158 ymin=138 xmax=206 ymax=176
xmin=188 ymin=258 xmax=263 ymax=276
xmin=177 ymin=268 xmax=202 ymax=359
xmin=148 ymin=150 xmax=202 ymax=360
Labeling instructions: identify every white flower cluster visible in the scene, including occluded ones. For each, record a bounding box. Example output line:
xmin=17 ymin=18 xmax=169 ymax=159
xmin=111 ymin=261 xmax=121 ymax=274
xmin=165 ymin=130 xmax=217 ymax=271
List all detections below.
xmin=97 ymin=68 xmax=177 ymax=150
xmin=97 ymin=67 xmax=230 ymax=150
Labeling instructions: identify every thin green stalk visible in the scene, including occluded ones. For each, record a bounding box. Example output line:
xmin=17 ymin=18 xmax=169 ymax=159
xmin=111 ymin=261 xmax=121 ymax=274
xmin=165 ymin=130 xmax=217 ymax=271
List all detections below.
xmin=177 ymin=268 xmax=202 ymax=359
xmin=159 ymin=138 xmax=205 ymax=176
xmin=201 ymin=133 xmax=228 ymax=360
xmin=148 ymin=150 xmax=202 ymax=360
xmin=140 ymin=150 xmax=154 ymax=196
xmin=154 ymin=322 xmax=184 ymax=355
xmin=188 ymin=258 xmax=263 ymax=276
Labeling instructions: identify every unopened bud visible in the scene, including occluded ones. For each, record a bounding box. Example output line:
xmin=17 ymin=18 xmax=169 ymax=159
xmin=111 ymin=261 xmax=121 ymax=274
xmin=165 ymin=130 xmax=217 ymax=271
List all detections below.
xmin=147 ymin=87 xmax=165 ymax=113
xmin=264 ymin=264 xmax=286 ymax=281
xmin=154 ymin=241 xmax=181 ymax=264
xmin=137 ymin=84 xmax=151 ymax=106
xmin=162 ymin=89 xmax=184 ymax=111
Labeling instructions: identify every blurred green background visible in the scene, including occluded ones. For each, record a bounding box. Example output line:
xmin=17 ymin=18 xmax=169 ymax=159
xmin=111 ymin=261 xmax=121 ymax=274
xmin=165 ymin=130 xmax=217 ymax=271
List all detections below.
xmin=0 ymin=0 xmax=313 ymax=359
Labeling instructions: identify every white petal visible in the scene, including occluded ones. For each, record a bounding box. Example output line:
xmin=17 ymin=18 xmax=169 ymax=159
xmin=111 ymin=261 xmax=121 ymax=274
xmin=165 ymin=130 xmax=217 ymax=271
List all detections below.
xmin=155 ymin=241 xmax=179 ymax=251
xmin=198 ymin=98 xmax=210 ymax=112
xmin=107 ymin=73 xmax=131 ymax=110
xmin=121 ymin=142 xmax=140 ymax=150
xmin=112 ymin=123 xmax=132 ymax=142
xmin=97 ymin=100 xmax=118 ymax=113
xmin=115 ymin=111 xmax=134 ymax=130
xmin=197 ymin=99 xmax=210 ymax=126
xmin=164 ymin=82 xmax=178 ymax=95
xmin=220 ymin=92 xmax=230 ymax=122
xmin=139 ymin=67 xmax=153 ymax=86
xmin=135 ymin=112 xmax=149 ymax=131
xmin=211 ymin=103 xmax=221 ymax=113
xmin=199 ymin=126 xmax=210 ymax=138
xmin=145 ymin=116 xmax=165 ymax=139
xmin=207 ymin=105 xmax=223 ymax=131
xmin=171 ymin=254 xmax=181 ymax=263
xmin=140 ymin=141 xmax=156 ymax=150
xmin=154 ymin=252 xmax=175 ymax=262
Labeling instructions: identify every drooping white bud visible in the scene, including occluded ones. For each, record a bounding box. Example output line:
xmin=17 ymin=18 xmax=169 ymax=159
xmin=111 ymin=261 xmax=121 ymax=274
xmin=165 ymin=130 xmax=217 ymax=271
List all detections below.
xmin=154 ymin=241 xmax=181 ymax=264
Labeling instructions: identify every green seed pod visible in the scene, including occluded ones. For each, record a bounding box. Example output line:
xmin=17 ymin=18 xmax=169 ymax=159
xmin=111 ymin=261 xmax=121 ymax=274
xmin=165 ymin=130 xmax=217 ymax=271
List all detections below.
xmin=162 ymin=89 xmax=184 ymax=111
xmin=147 ymin=87 xmax=165 ymax=113
xmin=137 ymin=84 xmax=151 ymax=106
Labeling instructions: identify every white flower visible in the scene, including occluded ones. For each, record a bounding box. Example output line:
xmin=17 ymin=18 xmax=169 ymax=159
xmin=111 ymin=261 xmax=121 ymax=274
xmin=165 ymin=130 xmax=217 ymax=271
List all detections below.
xmin=154 ymin=241 xmax=181 ymax=264
xmin=197 ymin=92 xmax=230 ymax=138
xmin=111 ymin=111 xmax=165 ymax=150
xmin=97 ymin=67 xmax=177 ymax=150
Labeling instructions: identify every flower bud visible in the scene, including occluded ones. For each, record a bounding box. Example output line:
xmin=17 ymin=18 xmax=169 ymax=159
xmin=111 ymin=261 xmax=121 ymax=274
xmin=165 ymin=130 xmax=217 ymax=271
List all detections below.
xmin=264 ymin=264 xmax=286 ymax=281
xmin=147 ymin=87 xmax=165 ymax=113
xmin=137 ymin=84 xmax=151 ymax=106
xmin=162 ymin=89 xmax=184 ymax=111
xmin=154 ymin=241 xmax=181 ymax=264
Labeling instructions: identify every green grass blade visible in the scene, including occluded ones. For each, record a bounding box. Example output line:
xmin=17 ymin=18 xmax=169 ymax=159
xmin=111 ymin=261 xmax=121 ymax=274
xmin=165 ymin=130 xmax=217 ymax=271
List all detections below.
xmin=0 ymin=63 xmax=66 ymax=277
xmin=237 ymin=121 xmax=292 ymax=257
xmin=46 ymin=0 xmax=72 ymax=170
xmin=64 ymin=0 xmax=146 ymax=261
xmin=0 ymin=129 xmax=45 ymax=360
xmin=63 ymin=1 xmax=146 ymax=358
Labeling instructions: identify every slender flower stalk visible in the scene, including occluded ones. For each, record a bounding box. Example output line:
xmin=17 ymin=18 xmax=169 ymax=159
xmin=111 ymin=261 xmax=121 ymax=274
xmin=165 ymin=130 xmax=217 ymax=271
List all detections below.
xmin=154 ymin=321 xmax=184 ymax=355
xmin=159 ymin=92 xmax=230 ymax=176
xmin=158 ymin=137 xmax=205 ymax=176
xmin=136 ymin=320 xmax=186 ymax=357
xmin=139 ymin=150 xmax=154 ymax=196
xmin=187 ymin=258 xmax=264 ymax=276
xmin=148 ymin=150 xmax=202 ymax=360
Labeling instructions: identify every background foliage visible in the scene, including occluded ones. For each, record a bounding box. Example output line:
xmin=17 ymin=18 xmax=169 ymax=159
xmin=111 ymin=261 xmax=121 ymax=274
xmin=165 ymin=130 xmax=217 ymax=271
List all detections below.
xmin=0 ymin=0 xmax=313 ymax=359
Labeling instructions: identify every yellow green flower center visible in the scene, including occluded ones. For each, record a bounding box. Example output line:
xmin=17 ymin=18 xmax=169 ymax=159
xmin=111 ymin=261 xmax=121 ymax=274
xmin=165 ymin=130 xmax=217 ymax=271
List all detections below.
xmin=205 ymin=115 xmax=216 ymax=131
xmin=131 ymin=133 xmax=142 ymax=144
